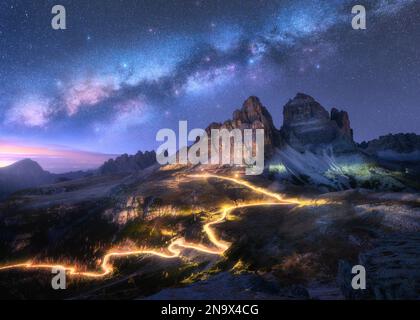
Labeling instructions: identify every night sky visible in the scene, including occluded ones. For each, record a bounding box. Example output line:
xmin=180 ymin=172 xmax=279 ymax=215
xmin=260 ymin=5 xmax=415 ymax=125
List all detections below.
xmin=0 ymin=0 xmax=419 ymax=172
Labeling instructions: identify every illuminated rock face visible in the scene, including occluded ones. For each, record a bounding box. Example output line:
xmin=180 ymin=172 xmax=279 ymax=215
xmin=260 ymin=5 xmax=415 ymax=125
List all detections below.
xmin=205 ymin=96 xmax=281 ymax=158
xmin=201 ymin=94 xmax=358 ymax=161
xmin=280 ymin=93 xmax=355 ymax=153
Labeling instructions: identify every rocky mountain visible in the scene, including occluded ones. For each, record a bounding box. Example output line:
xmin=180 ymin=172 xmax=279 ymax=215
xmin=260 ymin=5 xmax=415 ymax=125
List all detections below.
xmin=280 ymin=93 xmax=355 ymax=153
xmin=0 ymin=159 xmax=95 ymax=198
xmin=359 ymin=133 xmax=420 ymax=162
xmin=184 ymin=93 xmax=418 ymax=191
xmin=266 ymin=93 xmax=415 ymax=191
xmin=0 ymin=149 xmax=157 ymax=198
xmin=189 ymin=93 xmax=356 ymax=166
xmin=0 ymin=159 xmax=55 ymax=198
xmin=99 ymin=150 xmax=156 ymax=174
xmin=203 ymin=93 xmax=356 ymax=158
xmin=205 ymin=96 xmax=281 ymax=157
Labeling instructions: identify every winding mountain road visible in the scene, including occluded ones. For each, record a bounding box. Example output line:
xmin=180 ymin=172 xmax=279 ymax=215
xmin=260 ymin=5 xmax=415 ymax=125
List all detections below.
xmin=0 ymin=173 xmax=327 ymax=279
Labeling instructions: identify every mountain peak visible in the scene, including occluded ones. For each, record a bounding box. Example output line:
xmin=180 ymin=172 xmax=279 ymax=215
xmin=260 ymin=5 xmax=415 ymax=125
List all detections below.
xmin=0 ymin=158 xmax=54 ymax=197
xmin=331 ymin=108 xmax=353 ymax=140
xmin=280 ymin=93 xmax=355 ymax=151
xmin=242 ymin=96 xmax=262 ymax=110
xmin=290 ymin=93 xmax=317 ymax=103
xmin=6 ymin=158 xmax=44 ymax=173
xmin=203 ymin=96 xmax=280 ymax=157
xmin=233 ymin=95 xmax=274 ymax=126
xmin=100 ymin=150 xmax=156 ymax=174
xmin=283 ymin=93 xmax=330 ymax=126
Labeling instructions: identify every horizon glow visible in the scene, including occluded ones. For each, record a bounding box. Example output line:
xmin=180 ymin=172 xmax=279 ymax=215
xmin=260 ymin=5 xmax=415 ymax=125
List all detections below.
xmin=0 ymin=140 xmax=116 ymax=173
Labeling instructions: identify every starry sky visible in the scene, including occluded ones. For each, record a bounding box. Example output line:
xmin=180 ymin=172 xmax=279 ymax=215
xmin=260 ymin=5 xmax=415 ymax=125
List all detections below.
xmin=0 ymin=0 xmax=419 ymax=172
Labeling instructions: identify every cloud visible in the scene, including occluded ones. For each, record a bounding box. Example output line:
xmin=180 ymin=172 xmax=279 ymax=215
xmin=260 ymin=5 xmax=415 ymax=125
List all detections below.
xmin=4 ymin=96 xmax=53 ymax=128
xmin=261 ymin=1 xmax=344 ymax=46
xmin=63 ymin=76 xmax=118 ymax=116
xmin=112 ymin=97 xmax=149 ymax=130
xmin=184 ymin=63 xmax=238 ymax=94
xmin=208 ymin=25 xmax=243 ymax=52
xmin=93 ymin=96 xmax=150 ymax=135
xmin=2 ymin=2 xmax=350 ymax=131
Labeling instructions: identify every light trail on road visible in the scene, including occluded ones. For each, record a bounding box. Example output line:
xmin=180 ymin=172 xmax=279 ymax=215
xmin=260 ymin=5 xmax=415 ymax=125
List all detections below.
xmin=189 ymin=173 xmax=328 ymax=206
xmin=0 ymin=173 xmax=327 ymax=279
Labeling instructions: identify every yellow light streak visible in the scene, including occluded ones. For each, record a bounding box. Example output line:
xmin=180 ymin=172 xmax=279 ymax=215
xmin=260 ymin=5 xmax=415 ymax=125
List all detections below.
xmin=0 ymin=173 xmax=327 ymax=279
xmin=189 ymin=173 xmax=329 ymax=206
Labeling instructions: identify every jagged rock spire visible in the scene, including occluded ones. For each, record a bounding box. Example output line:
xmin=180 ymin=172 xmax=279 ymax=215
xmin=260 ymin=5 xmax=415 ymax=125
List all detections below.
xmin=280 ymin=93 xmax=355 ymax=152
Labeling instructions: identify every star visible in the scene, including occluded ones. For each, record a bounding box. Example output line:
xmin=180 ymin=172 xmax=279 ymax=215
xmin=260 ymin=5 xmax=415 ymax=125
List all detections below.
xmin=0 ymin=0 xmax=418 ymax=162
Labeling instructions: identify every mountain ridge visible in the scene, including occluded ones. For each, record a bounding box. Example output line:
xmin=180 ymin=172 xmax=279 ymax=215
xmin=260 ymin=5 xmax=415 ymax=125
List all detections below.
xmin=1 ymin=93 xmax=420 ymax=195
xmin=0 ymin=149 xmax=157 ymax=198
xmin=192 ymin=93 xmax=420 ymax=191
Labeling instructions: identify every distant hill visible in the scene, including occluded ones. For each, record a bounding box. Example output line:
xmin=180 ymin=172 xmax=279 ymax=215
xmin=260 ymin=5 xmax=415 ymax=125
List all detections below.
xmin=0 ymin=159 xmax=91 ymax=199
xmin=0 ymin=149 xmax=158 ymax=199
xmin=0 ymin=159 xmax=54 ymax=198
xmin=359 ymin=133 xmax=420 ymax=162
xmin=99 ymin=150 xmax=156 ymax=174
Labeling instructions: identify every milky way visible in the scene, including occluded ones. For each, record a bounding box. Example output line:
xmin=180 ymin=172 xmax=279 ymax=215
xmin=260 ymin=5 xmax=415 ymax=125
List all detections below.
xmin=0 ymin=0 xmax=419 ymax=171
